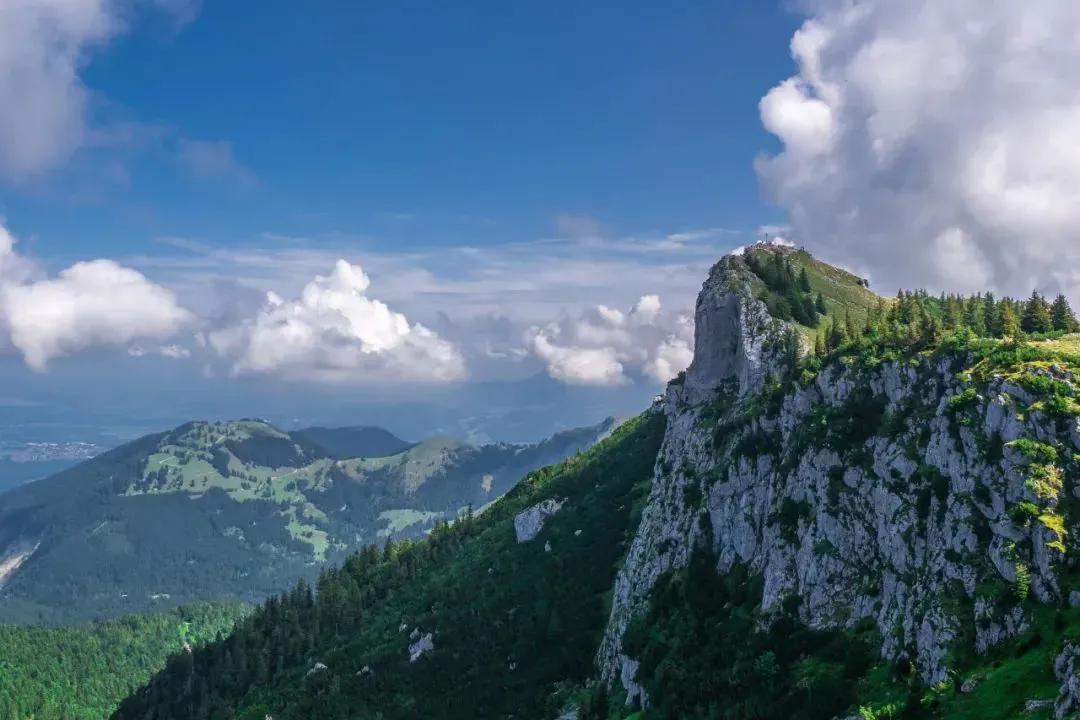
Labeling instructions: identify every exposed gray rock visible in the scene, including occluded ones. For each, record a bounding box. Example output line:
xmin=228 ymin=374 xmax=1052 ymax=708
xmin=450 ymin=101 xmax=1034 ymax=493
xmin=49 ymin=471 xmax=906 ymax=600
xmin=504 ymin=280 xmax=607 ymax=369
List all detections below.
xmin=514 ymin=498 xmax=564 ymax=542
xmin=408 ymin=632 xmax=434 ymax=662
xmin=597 ymin=247 xmax=1073 ymax=701
xmin=1057 ymin=643 xmax=1080 ymax=719
xmin=682 ymin=254 xmax=792 ymax=403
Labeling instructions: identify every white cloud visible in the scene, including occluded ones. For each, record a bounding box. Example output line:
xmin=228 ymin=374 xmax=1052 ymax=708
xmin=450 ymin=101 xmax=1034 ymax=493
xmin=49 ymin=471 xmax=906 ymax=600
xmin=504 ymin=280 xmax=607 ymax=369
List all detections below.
xmin=0 ymin=0 xmax=112 ymax=179
xmin=208 ymin=259 xmax=466 ymax=383
xmin=757 ymin=0 xmax=1080 ymax=300
xmin=0 ymin=224 xmax=191 ymax=370
xmin=531 ymin=335 xmax=625 ymax=386
xmin=527 ymin=295 xmax=693 ymax=386
xmin=0 ymin=1 xmax=203 ymax=181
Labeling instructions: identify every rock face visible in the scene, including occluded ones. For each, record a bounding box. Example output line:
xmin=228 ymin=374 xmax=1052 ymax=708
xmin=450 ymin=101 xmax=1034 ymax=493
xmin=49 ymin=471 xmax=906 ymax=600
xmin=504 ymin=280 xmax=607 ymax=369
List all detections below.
xmin=682 ymin=255 xmax=790 ymax=404
xmin=514 ymin=499 xmax=564 ymax=543
xmin=1056 ymin=643 xmax=1080 ymax=719
xmin=597 ymin=249 xmax=1076 ymax=707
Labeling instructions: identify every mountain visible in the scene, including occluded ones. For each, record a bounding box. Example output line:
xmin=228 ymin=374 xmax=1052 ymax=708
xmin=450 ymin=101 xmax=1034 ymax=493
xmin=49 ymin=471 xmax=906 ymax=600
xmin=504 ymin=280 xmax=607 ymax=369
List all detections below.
xmin=111 ymin=243 xmax=1080 ymax=720
xmin=288 ymin=426 xmax=412 ymax=459
xmin=0 ymin=417 xmax=614 ymax=625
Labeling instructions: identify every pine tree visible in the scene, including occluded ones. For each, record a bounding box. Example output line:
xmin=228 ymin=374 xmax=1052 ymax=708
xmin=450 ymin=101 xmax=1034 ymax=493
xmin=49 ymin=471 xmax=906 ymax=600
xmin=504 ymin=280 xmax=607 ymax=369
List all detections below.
xmin=815 ymin=293 xmax=827 ymax=314
xmin=943 ymin=295 xmax=961 ymax=330
xmin=1000 ymin=303 xmax=1020 ymax=338
xmin=1021 ymin=290 xmax=1052 ymax=334
xmin=798 ymin=266 xmax=811 ymax=293
xmin=826 ymin=319 xmax=845 ymax=351
xmin=802 ymin=294 xmax=819 ymax=326
xmin=965 ymin=294 xmax=986 ymax=336
xmin=844 ymin=310 xmax=857 ymax=342
xmin=1050 ymin=294 xmax=1079 ymax=333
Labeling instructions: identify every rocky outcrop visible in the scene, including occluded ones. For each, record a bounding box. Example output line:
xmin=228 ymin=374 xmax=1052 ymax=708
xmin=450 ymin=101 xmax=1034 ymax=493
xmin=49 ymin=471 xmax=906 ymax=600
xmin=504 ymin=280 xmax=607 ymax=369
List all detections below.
xmin=514 ymin=499 xmax=564 ymax=543
xmin=1056 ymin=643 xmax=1080 ymax=719
xmin=598 ymin=249 xmax=1074 ymax=707
xmin=408 ymin=630 xmax=434 ymax=662
xmin=682 ymin=255 xmax=791 ymax=404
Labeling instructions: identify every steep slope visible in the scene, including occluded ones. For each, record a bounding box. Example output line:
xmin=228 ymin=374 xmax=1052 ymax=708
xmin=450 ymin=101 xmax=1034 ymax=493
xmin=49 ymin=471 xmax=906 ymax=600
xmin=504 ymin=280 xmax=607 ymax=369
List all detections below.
xmin=111 ymin=412 xmax=665 ymax=720
xmin=0 ymin=418 xmax=614 ymax=625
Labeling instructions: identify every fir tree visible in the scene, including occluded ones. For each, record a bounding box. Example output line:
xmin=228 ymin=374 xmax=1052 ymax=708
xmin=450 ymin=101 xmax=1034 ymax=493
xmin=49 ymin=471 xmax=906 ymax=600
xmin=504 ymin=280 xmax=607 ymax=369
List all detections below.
xmin=826 ymin=319 xmax=845 ymax=351
xmin=798 ymin=266 xmax=811 ymax=293
xmin=1050 ymin=294 xmax=1079 ymax=333
xmin=844 ymin=310 xmax=858 ymax=342
xmin=1021 ymin=290 xmax=1052 ymax=334
xmin=1000 ymin=303 xmax=1021 ymax=338
xmin=815 ymin=293 xmax=828 ymax=315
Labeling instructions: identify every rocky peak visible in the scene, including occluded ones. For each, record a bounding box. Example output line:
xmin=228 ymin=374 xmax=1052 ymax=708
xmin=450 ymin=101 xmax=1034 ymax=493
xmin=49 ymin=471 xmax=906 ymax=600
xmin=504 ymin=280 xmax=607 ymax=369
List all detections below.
xmin=681 ymin=250 xmax=793 ymax=404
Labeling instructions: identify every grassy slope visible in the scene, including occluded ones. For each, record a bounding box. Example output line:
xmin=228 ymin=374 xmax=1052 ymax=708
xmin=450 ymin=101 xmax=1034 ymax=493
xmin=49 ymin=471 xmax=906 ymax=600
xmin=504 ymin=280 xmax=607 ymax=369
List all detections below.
xmin=742 ymin=244 xmax=883 ymax=337
xmin=0 ymin=602 xmax=247 ymax=720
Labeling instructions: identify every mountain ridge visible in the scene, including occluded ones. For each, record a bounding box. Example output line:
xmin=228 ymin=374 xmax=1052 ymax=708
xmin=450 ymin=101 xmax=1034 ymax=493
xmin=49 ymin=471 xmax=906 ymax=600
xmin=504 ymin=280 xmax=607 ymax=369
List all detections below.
xmin=0 ymin=416 xmax=615 ymax=625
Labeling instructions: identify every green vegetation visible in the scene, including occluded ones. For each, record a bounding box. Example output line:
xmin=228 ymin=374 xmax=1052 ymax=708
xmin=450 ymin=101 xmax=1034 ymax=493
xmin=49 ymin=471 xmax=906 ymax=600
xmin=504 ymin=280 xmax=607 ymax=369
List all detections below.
xmin=0 ymin=418 xmax=614 ymax=624
xmin=112 ymin=413 xmax=665 ymax=720
xmin=742 ymin=246 xmax=880 ymax=334
xmin=611 ymin=553 xmax=882 ymax=720
xmin=0 ymin=602 xmax=246 ymax=720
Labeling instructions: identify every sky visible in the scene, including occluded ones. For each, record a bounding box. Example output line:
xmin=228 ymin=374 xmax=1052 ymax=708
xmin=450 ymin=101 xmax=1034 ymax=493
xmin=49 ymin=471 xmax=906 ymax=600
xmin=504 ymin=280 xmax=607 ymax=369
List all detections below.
xmin=1 ymin=0 xmax=1078 ymax=442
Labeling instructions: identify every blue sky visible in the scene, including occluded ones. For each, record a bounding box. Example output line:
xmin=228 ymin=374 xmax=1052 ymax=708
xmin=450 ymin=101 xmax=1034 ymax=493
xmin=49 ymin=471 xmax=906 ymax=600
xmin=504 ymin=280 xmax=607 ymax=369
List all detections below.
xmin=0 ymin=0 xmax=809 ymax=441
xmin=7 ymin=1 xmax=1071 ymax=443
xmin=6 ymin=1 xmax=798 ymax=257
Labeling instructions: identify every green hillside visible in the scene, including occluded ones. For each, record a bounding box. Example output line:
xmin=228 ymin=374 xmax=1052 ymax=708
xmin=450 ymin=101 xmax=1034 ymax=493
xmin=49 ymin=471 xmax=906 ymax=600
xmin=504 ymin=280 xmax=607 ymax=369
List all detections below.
xmin=111 ymin=412 xmax=664 ymax=720
xmin=0 ymin=602 xmax=246 ymax=720
xmin=739 ymin=243 xmax=882 ymax=337
xmin=0 ymin=418 xmax=614 ymax=625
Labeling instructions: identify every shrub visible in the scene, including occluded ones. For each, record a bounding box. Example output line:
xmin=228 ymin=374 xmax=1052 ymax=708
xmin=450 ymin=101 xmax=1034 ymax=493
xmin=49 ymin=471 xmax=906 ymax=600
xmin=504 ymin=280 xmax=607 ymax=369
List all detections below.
xmin=1007 ymin=501 xmax=1039 ymax=526
xmin=1007 ymin=438 xmax=1058 ymax=464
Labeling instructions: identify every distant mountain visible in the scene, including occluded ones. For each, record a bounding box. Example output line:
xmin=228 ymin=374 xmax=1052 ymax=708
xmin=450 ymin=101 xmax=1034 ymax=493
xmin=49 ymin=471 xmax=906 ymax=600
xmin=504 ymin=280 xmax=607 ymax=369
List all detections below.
xmin=0 ymin=417 xmax=614 ymax=625
xmin=288 ymin=425 xmax=412 ymax=459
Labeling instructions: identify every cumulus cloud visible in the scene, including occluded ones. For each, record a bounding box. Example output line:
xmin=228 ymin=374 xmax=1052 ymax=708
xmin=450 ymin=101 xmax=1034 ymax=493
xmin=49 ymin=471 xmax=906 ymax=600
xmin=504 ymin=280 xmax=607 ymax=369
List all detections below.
xmin=208 ymin=259 xmax=467 ymax=383
xmin=0 ymin=223 xmax=191 ymax=369
xmin=757 ymin=0 xmax=1080 ymax=300
xmin=527 ymin=295 xmax=693 ymax=386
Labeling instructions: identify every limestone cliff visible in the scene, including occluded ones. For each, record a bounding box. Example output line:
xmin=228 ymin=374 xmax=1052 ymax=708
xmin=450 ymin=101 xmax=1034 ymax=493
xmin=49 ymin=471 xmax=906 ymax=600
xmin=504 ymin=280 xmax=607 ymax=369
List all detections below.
xmin=598 ymin=245 xmax=1080 ymax=710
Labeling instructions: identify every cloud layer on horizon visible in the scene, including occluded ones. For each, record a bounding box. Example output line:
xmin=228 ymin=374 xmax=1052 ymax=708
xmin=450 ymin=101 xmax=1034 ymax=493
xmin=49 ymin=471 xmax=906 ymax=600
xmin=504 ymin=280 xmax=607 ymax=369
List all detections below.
xmin=758 ymin=0 xmax=1080 ymax=302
